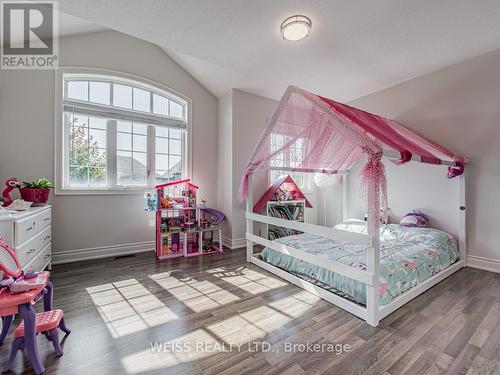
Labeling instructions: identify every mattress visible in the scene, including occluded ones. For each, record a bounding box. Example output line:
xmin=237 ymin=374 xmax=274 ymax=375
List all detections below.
xmin=260 ymin=222 xmax=459 ymax=305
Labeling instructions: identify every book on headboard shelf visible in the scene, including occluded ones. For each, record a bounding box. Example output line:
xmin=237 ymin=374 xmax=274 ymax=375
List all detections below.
xmin=266 ymin=200 xmax=305 ymax=240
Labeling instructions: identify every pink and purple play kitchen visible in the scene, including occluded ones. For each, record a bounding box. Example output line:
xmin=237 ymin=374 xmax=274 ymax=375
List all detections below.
xmin=145 ymin=178 xmax=225 ymax=259
xmin=0 ymin=237 xmax=69 ymax=375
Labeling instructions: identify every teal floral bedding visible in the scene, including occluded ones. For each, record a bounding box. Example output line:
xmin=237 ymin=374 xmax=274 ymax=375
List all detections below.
xmin=261 ymin=222 xmax=459 ymax=305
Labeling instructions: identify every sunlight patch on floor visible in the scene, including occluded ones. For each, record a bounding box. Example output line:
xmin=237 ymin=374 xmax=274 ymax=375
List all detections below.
xmin=206 ymin=305 xmax=291 ymax=345
xmin=87 ymin=279 xmax=178 ymax=338
xmin=268 ymin=290 xmax=321 ymax=318
xmin=207 ymin=267 xmax=288 ymax=294
xmin=121 ymin=329 xmax=218 ymax=374
xmin=150 ymin=272 xmax=240 ymax=312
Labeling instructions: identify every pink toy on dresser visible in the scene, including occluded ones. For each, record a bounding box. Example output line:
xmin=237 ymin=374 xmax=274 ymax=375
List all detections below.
xmin=1 ymin=178 xmax=21 ymax=207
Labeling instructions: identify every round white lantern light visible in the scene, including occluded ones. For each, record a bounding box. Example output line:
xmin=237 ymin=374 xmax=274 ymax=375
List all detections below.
xmin=314 ymin=173 xmax=338 ymax=188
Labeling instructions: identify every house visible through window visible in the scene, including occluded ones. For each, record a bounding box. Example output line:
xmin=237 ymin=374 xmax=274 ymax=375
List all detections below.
xmin=155 ymin=127 xmax=183 ymax=184
xmin=62 ymin=74 xmax=188 ymax=191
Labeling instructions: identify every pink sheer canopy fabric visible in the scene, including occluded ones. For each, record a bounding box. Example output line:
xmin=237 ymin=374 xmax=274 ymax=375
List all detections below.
xmin=239 ymin=86 xmax=466 ymax=227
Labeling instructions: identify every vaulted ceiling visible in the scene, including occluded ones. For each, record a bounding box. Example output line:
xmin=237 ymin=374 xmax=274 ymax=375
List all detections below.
xmin=58 ymin=0 xmax=500 ymax=101
xmin=4 ymin=11 xmax=104 ymax=47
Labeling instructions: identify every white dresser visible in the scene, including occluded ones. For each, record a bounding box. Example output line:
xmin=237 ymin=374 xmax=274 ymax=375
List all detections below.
xmin=0 ymin=206 xmax=52 ymax=271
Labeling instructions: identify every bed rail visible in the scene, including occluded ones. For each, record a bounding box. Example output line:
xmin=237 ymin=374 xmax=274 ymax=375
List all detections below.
xmin=246 ymin=233 xmax=375 ymax=285
xmin=246 ymin=212 xmax=371 ymax=247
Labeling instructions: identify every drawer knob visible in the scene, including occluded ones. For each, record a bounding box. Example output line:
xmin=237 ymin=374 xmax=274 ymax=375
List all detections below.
xmin=43 ymin=217 xmax=50 ymax=222
xmin=27 ymin=248 xmax=36 ymax=254
xmin=43 ymin=235 xmax=50 ymax=240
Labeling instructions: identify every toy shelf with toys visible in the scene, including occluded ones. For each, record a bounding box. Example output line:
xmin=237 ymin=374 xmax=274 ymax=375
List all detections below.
xmin=144 ymin=179 xmax=225 ymax=260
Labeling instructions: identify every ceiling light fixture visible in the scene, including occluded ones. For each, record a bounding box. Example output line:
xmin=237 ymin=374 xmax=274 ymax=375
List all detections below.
xmin=280 ymin=15 xmax=312 ymax=42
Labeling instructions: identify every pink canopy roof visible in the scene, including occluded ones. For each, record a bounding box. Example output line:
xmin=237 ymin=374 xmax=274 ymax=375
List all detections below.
xmin=239 ymin=86 xmax=467 ymax=224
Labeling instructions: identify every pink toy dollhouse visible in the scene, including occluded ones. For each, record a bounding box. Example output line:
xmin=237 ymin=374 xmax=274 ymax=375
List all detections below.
xmin=154 ymin=179 xmax=224 ymax=259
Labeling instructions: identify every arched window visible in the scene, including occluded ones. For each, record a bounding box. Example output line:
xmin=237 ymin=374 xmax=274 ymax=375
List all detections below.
xmin=57 ymin=70 xmax=190 ymax=192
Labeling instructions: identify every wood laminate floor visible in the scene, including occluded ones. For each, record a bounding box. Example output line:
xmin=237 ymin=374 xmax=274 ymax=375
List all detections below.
xmin=0 ymin=249 xmax=499 ymax=375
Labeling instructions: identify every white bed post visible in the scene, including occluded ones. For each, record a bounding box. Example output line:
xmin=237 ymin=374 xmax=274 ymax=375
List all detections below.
xmin=458 ymin=168 xmax=467 ymax=265
xmin=342 ymin=172 xmax=350 ymax=223
xmin=246 ymin=174 xmax=254 ymax=262
xmin=366 ymin=178 xmax=380 ymax=327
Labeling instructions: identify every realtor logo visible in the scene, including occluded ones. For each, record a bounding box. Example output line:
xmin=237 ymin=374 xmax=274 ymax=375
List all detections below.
xmin=1 ymin=1 xmax=58 ymax=69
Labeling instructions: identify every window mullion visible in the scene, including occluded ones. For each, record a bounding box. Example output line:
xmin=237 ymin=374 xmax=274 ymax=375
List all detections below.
xmin=86 ymin=119 xmax=91 ymax=186
xmin=181 ymin=131 xmax=186 ymax=179
xmin=149 ymin=91 xmax=153 ymax=115
xmin=148 ymin=125 xmax=156 ymax=187
xmin=108 ymin=119 xmax=117 ymax=188
xmin=110 ymin=82 xmax=114 ymax=107
xmin=131 ymin=124 xmax=135 ymax=184
xmin=63 ymin=112 xmax=70 ymax=189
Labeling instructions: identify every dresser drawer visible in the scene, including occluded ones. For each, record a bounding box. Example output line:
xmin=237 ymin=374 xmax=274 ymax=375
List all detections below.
xmin=14 ymin=216 xmax=38 ymax=245
xmin=16 ymin=234 xmax=40 ymax=266
xmin=37 ymin=243 xmax=52 ymax=271
xmin=23 ymin=243 xmax=51 ymax=272
xmin=38 ymin=209 xmax=52 ymax=230
xmin=39 ymin=225 xmax=51 ymax=249
xmin=16 ymin=226 xmax=51 ymax=266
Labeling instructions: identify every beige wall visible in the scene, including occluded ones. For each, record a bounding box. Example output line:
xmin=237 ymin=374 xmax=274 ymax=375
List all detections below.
xmin=216 ymin=89 xmax=275 ymax=246
xmin=347 ymin=48 xmax=500 ymax=267
xmin=232 ymin=89 xmax=279 ymax=242
xmin=0 ymin=30 xmax=218 ymax=262
xmin=345 ymin=160 xmax=459 ymax=239
xmin=217 ymin=91 xmax=233 ymax=239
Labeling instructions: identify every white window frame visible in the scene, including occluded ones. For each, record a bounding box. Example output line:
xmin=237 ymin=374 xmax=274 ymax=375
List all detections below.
xmin=54 ymin=67 xmax=192 ymax=195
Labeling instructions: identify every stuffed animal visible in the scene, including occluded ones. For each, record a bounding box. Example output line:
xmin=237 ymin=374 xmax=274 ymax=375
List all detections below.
xmin=400 ymin=210 xmax=429 ymax=227
xmin=1 ymin=178 xmax=21 ymax=207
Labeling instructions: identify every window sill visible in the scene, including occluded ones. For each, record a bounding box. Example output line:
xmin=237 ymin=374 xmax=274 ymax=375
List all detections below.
xmin=54 ymin=187 xmax=151 ymax=196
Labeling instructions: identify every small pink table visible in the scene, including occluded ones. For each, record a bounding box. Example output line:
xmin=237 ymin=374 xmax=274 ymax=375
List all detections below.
xmin=0 ymin=271 xmax=52 ymax=374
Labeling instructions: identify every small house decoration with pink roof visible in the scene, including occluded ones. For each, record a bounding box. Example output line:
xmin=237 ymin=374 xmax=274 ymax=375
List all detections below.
xmin=253 ymin=175 xmax=313 ymax=240
xmin=253 ymin=175 xmax=312 ymax=213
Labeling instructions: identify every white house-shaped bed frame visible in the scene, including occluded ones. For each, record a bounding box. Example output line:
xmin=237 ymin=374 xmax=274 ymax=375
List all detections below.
xmin=245 ymin=163 xmax=466 ymax=327
xmin=241 ymin=86 xmax=467 ymax=327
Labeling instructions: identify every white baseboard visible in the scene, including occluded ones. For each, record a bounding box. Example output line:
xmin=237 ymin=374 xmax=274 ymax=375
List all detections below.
xmin=52 ymin=241 xmax=154 ymax=264
xmin=467 ymin=255 xmax=500 ymax=274
xmin=221 ymin=236 xmax=246 ymax=250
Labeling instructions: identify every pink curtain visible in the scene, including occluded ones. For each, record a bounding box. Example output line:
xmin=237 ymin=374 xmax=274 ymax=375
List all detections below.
xmin=239 ymin=86 xmax=467 ymax=228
